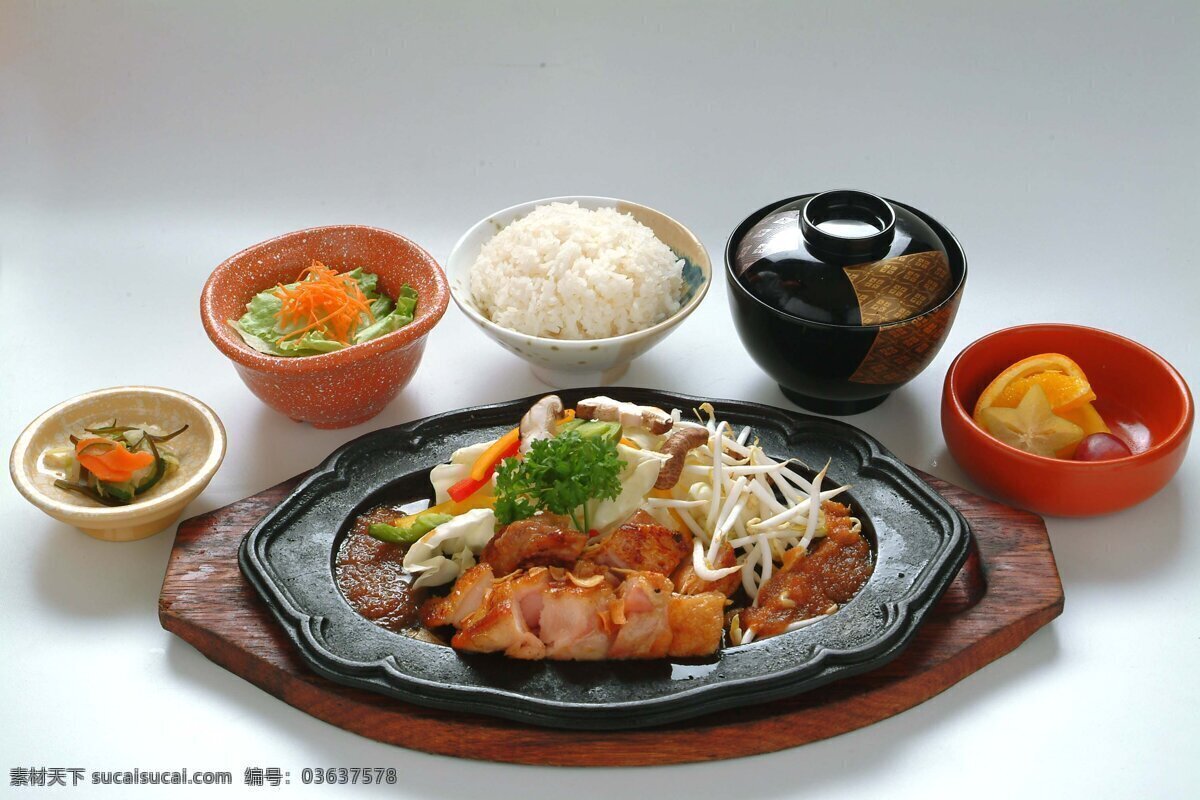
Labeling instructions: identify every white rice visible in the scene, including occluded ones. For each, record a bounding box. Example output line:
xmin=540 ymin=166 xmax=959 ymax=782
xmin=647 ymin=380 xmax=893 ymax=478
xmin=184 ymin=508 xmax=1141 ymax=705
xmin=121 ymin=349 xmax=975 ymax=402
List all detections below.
xmin=469 ymin=202 xmax=685 ymax=339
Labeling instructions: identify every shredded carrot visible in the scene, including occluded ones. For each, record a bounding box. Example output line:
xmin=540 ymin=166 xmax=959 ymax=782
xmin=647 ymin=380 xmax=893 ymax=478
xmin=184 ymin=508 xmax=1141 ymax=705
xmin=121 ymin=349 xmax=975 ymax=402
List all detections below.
xmin=273 ymin=261 xmax=375 ymax=344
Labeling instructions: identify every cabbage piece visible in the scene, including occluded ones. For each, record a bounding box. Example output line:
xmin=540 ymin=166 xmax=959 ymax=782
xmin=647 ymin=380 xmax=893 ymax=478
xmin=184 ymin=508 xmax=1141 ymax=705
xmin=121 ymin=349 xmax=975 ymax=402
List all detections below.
xmin=42 ymin=446 xmax=76 ymax=470
xmin=588 ymin=444 xmax=669 ymax=532
xmin=622 ymin=427 xmax=665 ymax=451
xmin=402 ymin=508 xmax=497 ymax=589
xmin=428 ymin=441 xmax=493 ymax=504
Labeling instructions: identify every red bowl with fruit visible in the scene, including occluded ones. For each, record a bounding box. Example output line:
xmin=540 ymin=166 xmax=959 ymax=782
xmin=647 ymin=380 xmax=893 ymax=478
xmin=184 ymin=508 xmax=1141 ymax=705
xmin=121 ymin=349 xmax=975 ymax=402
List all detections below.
xmin=941 ymin=323 xmax=1193 ymax=516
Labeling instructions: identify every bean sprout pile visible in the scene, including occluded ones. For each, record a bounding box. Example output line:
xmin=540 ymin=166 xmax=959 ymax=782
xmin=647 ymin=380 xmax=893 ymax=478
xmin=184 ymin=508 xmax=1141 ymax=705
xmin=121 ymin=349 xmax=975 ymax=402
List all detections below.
xmin=639 ymin=404 xmax=862 ymax=644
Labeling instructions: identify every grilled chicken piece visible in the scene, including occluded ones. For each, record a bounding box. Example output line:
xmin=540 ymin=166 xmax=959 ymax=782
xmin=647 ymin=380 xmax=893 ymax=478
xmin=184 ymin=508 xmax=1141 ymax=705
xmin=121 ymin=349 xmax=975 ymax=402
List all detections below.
xmin=667 ymin=592 xmax=727 ymax=657
xmin=587 ymin=510 xmax=692 ymax=576
xmin=671 ymin=541 xmax=741 ymax=597
xmin=480 ymin=513 xmax=587 ymax=576
xmin=433 ymin=565 xmax=725 ymax=660
xmin=451 ymin=568 xmax=549 ymax=659
xmin=568 ymin=559 xmax=623 ymax=588
xmin=420 ymin=563 xmax=494 ymax=628
xmin=609 ymin=572 xmax=674 ymax=659
xmin=538 ymin=579 xmax=617 ymax=660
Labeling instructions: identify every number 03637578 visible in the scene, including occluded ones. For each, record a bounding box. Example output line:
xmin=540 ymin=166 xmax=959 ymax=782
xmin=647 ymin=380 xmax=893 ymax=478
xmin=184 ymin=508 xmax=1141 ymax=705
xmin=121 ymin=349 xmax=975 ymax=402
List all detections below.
xmin=300 ymin=768 xmax=397 ymax=785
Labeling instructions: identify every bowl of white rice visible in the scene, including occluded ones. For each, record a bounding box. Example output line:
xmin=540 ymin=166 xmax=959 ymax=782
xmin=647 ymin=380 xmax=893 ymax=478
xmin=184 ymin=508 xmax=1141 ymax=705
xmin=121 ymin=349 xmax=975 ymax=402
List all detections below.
xmin=446 ymin=196 xmax=710 ymax=386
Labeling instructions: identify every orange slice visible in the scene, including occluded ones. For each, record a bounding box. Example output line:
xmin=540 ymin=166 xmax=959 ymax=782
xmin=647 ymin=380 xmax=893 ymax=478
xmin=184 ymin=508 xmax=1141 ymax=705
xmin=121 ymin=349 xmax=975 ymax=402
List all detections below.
xmin=978 ymin=384 xmax=1085 ymax=458
xmin=1060 ymin=401 xmax=1110 ymax=437
xmin=1055 ymin=401 xmax=1111 ymax=458
xmin=974 ymin=353 xmax=1095 ymax=421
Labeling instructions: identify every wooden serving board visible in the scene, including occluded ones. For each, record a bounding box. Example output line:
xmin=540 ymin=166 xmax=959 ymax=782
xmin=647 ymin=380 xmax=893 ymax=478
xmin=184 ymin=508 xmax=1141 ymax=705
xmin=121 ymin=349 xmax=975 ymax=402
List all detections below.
xmin=158 ymin=470 xmax=1062 ymax=766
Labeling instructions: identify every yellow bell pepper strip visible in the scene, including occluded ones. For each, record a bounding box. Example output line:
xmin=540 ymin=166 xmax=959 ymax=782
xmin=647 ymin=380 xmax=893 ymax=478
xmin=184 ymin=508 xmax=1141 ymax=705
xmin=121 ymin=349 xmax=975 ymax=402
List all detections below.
xmin=469 ymin=427 xmax=521 ymax=481
xmin=446 ymin=409 xmax=580 ymax=506
xmin=391 ymin=491 xmax=494 ymax=529
xmin=450 ymin=434 xmax=522 ymax=502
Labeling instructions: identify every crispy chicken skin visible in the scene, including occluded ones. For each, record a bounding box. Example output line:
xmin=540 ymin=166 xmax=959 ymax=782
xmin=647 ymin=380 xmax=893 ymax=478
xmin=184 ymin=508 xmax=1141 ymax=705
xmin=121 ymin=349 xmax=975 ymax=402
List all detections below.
xmin=609 ymin=572 xmax=674 ymax=659
xmin=667 ymin=592 xmax=727 ymax=657
xmin=539 ymin=580 xmax=618 ymax=660
xmin=568 ymin=558 xmax=622 ymax=587
xmin=480 ymin=513 xmax=588 ymax=576
xmin=424 ymin=565 xmax=726 ymax=660
xmin=451 ymin=569 xmax=549 ymax=659
xmin=586 ymin=510 xmax=692 ymax=576
xmin=420 ymin=563 xmax=495 ymax=629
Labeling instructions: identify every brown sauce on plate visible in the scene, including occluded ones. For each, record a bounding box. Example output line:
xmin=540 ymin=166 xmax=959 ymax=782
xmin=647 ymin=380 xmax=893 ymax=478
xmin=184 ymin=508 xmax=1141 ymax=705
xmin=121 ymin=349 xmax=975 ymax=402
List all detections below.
xmin=334 ymin=504 xmax=424 ymax=633
xmin=739 ymin=501 xmax=874 ymax=637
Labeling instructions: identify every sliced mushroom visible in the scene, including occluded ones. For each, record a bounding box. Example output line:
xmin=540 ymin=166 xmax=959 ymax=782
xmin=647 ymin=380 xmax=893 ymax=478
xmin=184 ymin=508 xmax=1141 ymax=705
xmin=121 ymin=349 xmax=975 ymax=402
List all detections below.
xmin=653 ymin=426 xmax=709 ymax=489
xmin=576 ymin=396 xmax=673 ymax=435
xmin=519 ymin=395 xmax=564 ymax=453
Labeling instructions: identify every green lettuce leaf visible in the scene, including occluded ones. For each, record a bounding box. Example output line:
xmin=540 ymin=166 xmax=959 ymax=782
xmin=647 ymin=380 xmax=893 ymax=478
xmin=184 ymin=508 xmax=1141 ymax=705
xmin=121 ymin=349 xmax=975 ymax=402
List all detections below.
xmin=345 ymin=267 xmax=378 ymax=296
xmin=228 ymin=270 xmax=418 ymax=358
xmin=274 ymin=331 xmax=347 ymax=355
xmin=369 ymin=295 xmax=394 ymax=319
xmin=229 ymin=321 xmax=286 ymax=355
xmin=235 ymin=289 xmax=284 ymax=340
xmin=354 ymin=285 xmax=418 ymax=344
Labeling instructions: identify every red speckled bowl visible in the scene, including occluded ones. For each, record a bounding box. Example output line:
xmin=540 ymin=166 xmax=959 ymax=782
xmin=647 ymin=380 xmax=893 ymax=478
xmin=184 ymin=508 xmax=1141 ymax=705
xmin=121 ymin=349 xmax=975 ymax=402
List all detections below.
xmin=201 ymin=225 xmax=449 ymax=429
xmin=942 ymin=323 xmax=1193 ymax=516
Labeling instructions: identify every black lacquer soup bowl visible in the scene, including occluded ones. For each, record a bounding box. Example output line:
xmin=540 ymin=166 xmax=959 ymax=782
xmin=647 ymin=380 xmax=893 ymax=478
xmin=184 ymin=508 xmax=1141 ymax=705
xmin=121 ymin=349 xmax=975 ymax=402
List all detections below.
xmin=240 ymin=388 xmax=971 ymax=729
xmin=727 ymin=191 xmax=968 ymax=416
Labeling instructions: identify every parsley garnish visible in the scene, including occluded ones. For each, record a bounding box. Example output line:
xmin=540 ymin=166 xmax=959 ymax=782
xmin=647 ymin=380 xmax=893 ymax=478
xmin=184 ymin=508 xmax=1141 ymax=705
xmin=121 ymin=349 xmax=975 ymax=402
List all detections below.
xmin=494 ymin=431 xmax=625 ymax=531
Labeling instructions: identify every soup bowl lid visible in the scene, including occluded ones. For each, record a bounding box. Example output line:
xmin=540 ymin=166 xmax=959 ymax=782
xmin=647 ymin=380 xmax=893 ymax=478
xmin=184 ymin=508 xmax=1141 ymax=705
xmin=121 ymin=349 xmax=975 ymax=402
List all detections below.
xmin=730 ymin=190 xmax=961 ymax=327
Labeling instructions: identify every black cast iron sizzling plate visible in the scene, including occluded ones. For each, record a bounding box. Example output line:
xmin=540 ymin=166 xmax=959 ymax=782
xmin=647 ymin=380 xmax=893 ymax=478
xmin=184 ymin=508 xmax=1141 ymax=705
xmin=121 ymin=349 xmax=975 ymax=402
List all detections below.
xmin=239 ymin=388 xmax=971 ymax=730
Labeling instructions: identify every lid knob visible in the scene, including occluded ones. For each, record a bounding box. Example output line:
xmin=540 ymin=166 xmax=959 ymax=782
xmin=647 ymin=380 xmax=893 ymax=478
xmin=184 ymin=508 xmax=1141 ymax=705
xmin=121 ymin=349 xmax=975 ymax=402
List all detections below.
xmin=801 ymin=190 xmax=896 ymax=260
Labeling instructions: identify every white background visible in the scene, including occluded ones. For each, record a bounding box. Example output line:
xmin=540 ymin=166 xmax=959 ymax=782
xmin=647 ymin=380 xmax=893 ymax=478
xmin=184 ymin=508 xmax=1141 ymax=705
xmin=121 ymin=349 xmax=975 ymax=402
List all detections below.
xmin=2 ymin=2 xmax=1197 ymax=798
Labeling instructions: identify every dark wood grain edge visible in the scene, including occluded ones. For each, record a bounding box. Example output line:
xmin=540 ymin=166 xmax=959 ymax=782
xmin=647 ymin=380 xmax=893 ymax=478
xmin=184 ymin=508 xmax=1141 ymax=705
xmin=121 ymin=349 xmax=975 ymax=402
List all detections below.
xmin=159 ymin=585 xmax=1063 ymax=767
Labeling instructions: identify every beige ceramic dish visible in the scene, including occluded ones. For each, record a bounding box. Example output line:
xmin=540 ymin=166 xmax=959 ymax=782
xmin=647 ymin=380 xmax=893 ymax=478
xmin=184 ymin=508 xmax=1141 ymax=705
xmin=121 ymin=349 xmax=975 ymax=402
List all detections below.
xmin=10 ymin=386 xmax=227 ymax=541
